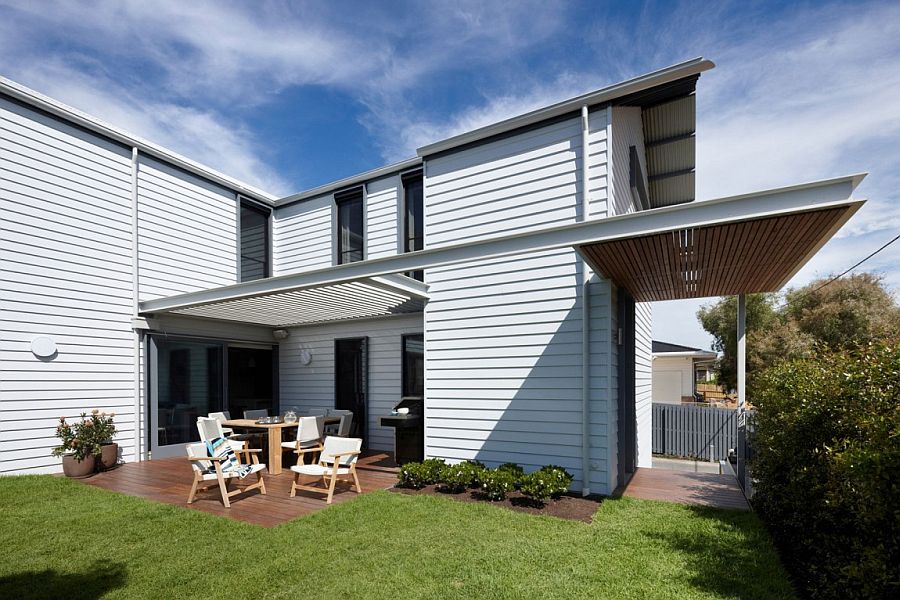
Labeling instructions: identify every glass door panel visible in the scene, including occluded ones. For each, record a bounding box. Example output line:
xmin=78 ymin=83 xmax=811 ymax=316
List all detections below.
xmin=227 ymin=347 xmax=275 ymax=419
xmin=150 ymin=337 xmax=224 ymax=458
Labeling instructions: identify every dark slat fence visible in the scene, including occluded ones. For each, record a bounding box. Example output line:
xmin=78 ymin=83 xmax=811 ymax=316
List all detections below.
xmin=652 ymin=403 xmax=738 ymax=461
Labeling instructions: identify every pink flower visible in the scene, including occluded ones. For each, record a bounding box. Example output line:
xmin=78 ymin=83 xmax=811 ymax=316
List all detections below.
xmin=59 ymin=416 xmax=66 ymax=422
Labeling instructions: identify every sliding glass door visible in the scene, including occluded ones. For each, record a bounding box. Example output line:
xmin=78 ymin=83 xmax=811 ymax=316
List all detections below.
xmin=148 ymin=336 xmax=277 ymax=459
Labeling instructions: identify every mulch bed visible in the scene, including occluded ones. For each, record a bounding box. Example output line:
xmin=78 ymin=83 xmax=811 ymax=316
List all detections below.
xmin=390 ymin=484 xmax=603 ymax=523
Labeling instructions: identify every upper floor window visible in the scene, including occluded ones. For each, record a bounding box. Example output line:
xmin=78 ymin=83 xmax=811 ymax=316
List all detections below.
xmin=239 ymin=199 xmax=270 ymax=282
xmin=402 ymin=334 xmax=424 ymax=398
xmin=402 ymin=170 xmax=424 ymax=281
xmin=335 ymin=187 xmax=364 ymax=264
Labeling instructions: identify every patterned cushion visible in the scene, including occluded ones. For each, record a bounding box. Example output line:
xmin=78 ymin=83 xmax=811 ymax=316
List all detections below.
xmin=205 ymin=437 xmax=252 ymax=479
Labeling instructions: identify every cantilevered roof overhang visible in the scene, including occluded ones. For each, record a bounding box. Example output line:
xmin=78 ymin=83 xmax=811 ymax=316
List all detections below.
xmin=139 ymin=174 xmax=865 ymax=327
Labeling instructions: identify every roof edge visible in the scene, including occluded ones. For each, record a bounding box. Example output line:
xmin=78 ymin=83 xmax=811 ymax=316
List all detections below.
xmin=275 ymin=156 xmax=423 ymax=207
xmin=416 ymin=57 xmax=715 ymax=157
xmin=0 ymin=75 xmax=278 ymax=204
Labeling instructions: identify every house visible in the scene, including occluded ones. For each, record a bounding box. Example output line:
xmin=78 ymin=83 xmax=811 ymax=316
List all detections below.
xmin=0 ymin=57 xmax=866 ymax=496
xmin=651 ymin=341 xmax=718 ymax=404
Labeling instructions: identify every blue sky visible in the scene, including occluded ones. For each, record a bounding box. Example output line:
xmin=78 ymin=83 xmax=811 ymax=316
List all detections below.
xmin=1 ymin=0 xmax=898 ymax=349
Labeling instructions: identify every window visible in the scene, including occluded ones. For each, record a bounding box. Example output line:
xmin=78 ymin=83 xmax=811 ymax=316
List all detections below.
xmin=335 ymin=188 xmax=364 ymax=264
xmin=402 ymin=334 xmax=424 ymax=398
xmin=402 ymin=170 xmax=424 ymax=281
xmin=239 ymin=199 xmax=270 ymax=282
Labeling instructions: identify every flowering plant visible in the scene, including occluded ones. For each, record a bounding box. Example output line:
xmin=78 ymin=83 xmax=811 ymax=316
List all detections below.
xmin=51 ymin=410 xmax=116 ymax=461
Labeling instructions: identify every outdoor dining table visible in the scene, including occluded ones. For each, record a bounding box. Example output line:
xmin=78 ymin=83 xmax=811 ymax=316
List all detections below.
xmin=222 ymin=416 xmax=340 ymax=475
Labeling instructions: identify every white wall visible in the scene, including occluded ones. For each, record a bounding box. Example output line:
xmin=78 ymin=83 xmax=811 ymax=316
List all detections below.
xmin=137 ymin=156 xmax=238 ymax=301
xmin=0 ymin=97 xmax=136 ymax=473
xmin=608 ymin=106 xmax=648 ymax=216
xmin=423 ymin=111 xmax=615 ymax=492
xmin=273 ymin=194 xmax=333 ymax=275
xmin=279 ymin=314 xmax=423 ymax=452
xmin=634 ymin=302 xmax=653 ymax=468
xmin=366 ymin=175 xmax=400 ymax=260
xmin=652 ymin=355 xmax=694 ymax=403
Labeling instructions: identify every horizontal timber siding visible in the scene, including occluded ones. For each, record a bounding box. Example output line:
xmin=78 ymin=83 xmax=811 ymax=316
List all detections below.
xmin=279 ymin=314 xmax=423 ymax=452
xmin=0 ymin=97 xmax=135 ymax=473
xmin=273 ymin=193 xmax=333 ymax=274
xmin=423 ymin=114 xmax=612 ymax=491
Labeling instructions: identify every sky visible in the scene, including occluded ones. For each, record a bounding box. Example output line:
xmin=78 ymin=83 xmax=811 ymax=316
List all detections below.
xmin=1 ymin=0 xmax=898 ymax=350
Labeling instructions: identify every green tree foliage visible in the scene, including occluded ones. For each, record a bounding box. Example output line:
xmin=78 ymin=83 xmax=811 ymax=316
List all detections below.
xmin=698 ymin=273 xmax=900 ymax=391
xmin=696 ymin=293 xmax=777 ymax=391
xmin=751 ymin=342 xmax=899 ymax=599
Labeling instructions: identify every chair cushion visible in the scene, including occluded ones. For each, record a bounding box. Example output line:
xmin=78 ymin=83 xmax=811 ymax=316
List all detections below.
xmin=201 ymin=462 xmax=265 ymax=481
xmin=280 ymin=439 xmax=321 ymax=450
xmin=206 ymin=437 xmax=252 ymax=479
xmin=291 ymin=464 xmax=351 ymax=476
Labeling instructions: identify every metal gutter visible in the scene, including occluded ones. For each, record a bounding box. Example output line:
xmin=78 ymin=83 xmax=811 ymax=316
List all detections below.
xmin=275 ymin=157 xmax=423 ymax=207
xmin=416 ymin=57 xmax=715 ymax=157
xmin=0 ymin=76 xmax=277 ymax=204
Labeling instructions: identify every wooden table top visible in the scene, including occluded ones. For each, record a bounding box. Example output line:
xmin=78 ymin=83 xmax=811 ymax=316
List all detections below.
xmin=223 ymin=416 xmax=340 ymax=429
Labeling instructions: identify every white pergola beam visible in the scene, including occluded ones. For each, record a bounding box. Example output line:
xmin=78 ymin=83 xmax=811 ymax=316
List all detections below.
xmin=140 ymin=175 xmax=864 ymax=315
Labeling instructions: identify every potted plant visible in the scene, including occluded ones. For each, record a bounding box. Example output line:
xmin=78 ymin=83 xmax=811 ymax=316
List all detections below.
xmin=89 ymin=409 xmax=119 ymax=470
xmin=51 ymin=414 xmax=97 ymax=478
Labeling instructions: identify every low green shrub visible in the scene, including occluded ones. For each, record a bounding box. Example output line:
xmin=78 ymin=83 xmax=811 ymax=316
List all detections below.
xmin=480 ymin=468 xmax=516 ymax=501
xmin=496 ymin=462 xmax=524 ymax=484
xmin=419 ymin=458 xmax=447 ymax=484
xmin=397 ymin=462 xmax=428 ymax=489
xmin=519 ymin=466 xmax=574 ymax=502
xmin=457 ymin=460 xmax=486 ymax=487
xmin=437 ymin=463 xmax=471 ymax=494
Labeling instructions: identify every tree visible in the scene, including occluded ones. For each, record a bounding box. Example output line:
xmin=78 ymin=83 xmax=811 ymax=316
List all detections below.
xmin=696 ymin=293 xmax=777 ymax=392
xmin=697 ymin=273 xmax=900 ymax=393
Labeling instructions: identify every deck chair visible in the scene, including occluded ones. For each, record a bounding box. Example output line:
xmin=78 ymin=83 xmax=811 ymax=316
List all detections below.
xmin=324 ymin=410 xmax=354 ymax=437
xmin=208 ymin=411 xmax=254 ymax=443
xmin=188 ymin=418 xmax=266 ymax=507
xmin=290 ymin=436 xmax=362 ymax=504
xmin=280 ymin=416 xmax=324 ymax=464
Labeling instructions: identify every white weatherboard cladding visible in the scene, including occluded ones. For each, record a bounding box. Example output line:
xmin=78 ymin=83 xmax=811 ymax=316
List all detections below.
xmin=0 ymin=97 xmax=135 ymax=473
xmin=587 ymin=108 xmax=611 ymax=218
xmin=609 ymin=106 xmax=648 ymax=216
xmin=274 ymin=194 xmax=333 ymax=274
xmin=137 ymin=155 xmax=238 ymax=301
xmin=635 ymin=302 xmax=652 ymax=468
xmin=279 ymin=314 xmax=423 ymax=452
xmin=366 ymin=175 xmax=400 ymax=260
xmin=424 ymin=114 xmax=612 ymax=491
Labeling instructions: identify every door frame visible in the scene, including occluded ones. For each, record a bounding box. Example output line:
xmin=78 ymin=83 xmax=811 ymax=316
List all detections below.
xmin=617 ymin=288 xmax=638 ymax=487
xmin=334 ymin=337 xmax=368 ymax=443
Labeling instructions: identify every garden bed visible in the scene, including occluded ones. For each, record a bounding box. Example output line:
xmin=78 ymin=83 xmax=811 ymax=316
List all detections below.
xmin=390 ymin=484 xmax=602 ymax=522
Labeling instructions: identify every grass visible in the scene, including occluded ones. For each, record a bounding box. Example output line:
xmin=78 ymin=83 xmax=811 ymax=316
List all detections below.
xmin=0 ymin=476 xmax=796 ymax=599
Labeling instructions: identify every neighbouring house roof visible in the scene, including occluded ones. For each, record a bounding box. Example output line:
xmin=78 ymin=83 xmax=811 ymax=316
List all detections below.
xmin=0 ymin=76 xmax=277 ymax=204
xmin=652 ymin=341 xmax=718 ymax=359
xmin=141 ymin=175 xmax=864 ymax=327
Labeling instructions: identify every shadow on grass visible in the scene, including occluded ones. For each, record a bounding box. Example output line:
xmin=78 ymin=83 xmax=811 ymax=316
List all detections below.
xmin=645 ymin=505 xmax=796 ymax=600
xmin=0 ymin=561 xmax=127 ymax=600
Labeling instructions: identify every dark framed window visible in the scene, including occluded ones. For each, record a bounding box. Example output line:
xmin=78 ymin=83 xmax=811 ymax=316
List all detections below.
xmin=239 ymin=199 xmax=271 ymax=282
xmin=335 ymin=187 xmax=364 ymax=264
xmin=402 ymin=170 xmax=424 ymax=281
xmin=402 ymin=334 xmax=424 ymax=398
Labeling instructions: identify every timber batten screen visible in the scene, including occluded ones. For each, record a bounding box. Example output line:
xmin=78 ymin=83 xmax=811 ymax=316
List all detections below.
xmin=578 ymin=206 xmax=851 ymax=301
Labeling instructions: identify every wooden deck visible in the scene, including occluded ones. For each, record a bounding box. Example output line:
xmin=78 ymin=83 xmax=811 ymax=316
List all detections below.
xmin=622 ymin=468 xmax=749 ymax=510
xmin=80 ymin=451 xmax=400 ymax=527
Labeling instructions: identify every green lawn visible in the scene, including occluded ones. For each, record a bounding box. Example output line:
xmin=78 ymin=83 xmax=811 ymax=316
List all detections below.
xmin=0 ymin=476 xmax=795 ymax=599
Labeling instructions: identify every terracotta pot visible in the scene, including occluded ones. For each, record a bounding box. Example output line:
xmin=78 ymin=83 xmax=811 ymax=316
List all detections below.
xmin=100 ymin=443 xmax=118 ymax=470
xmin=61 ymin=454 xmax=95 ymax=478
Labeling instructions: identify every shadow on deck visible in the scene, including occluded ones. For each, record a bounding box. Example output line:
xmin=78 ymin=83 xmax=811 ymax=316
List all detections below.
xmin=80 ymin=451 xmax=399 ymax=527
xmin=621 ymin=467 xmax=749 ymax=510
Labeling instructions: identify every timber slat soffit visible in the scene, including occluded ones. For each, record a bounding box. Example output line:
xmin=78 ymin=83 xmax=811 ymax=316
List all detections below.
xmin=579 ymin=206 xmax=853 ymax=302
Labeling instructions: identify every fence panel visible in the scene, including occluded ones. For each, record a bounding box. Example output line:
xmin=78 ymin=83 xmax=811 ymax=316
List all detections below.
xmin=652 ymin=403 xmax=738 ymax=460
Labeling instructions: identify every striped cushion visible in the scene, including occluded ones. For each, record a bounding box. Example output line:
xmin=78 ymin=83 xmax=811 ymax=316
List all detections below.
xmin=205 ymin=437 xmax=252 ymax=479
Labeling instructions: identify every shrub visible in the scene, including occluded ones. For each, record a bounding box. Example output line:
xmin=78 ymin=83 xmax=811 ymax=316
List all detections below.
xmin=419 ymin=458 xmax=447 ymax=484
xmin=480 ymin=468 xmax=516 ymax=501
xmin=437 ymin=463 xmax=471 ymax=494
xmin=397 ymin=462 xmax=428 ymax=489
xmin=537 ymin=465 xmax=574 ymax=498
xmin=751 ymin=342 xmax=899 ymax=600
xmin=496 ymin=462 xmax=525 ymax=483
xmin=51 ymin=410 xmax=116 ymax=462
xmin=457 ymin=460 xmax=486 ymax=487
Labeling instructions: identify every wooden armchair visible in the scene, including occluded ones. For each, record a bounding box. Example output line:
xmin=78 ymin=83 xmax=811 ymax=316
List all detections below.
xmin=289 ymin=436 xmax=363 ymax=504
xmin=280 ymin=416 xmax=324 ymax=465
xmin=186 ymin=439 xmax=267 ymax=508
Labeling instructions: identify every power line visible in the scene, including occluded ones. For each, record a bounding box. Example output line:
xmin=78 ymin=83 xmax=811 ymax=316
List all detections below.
xmin=778 ymin=230 xmax=900 ymax=308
